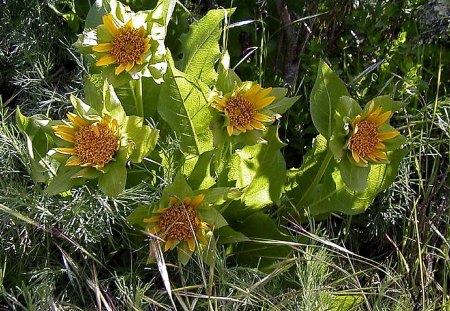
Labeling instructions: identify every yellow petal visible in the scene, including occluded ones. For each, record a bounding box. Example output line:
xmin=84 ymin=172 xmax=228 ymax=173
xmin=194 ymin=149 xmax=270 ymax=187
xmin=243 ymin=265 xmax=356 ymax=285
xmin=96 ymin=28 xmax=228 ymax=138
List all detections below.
xmin=200 ymin=222 xmax=210 ymax=230
xmin=155 ymin=208 xmax=167 ymax=214
xmin=92 ymin=43 xmax=114 ymax=53
xmin=102 ymin=14 xmax=119 ymax=36
xmin=115 ymin=63 xmax=127 ymax=75
xmin=164 ymin=238 xmax=175 ymax=252
xmin=244 ymin=84 xmax=261 ymax=98
xmin=351 ymin=149 xmax=361 ymax=163
xmin=125 ymin=62 xmax=134 ymax=72
xmin=254 ymin=112 xmax=274 ymax=123
xmin=251 ymin=87 xmax=273 ymax=102
xmin=366 ymin=154 xmax=378 ymax=162
xmin=227 ymin=125 xmax=234 ymax=136
xmin=187 ymin=237 xmax=196 ymax=252
xmin=67 ymin=112 xmax=89 ymax=127
xmin=143 ymin=216 xmax=161 ymax=223
xmin=254 ymin=96 xmax=276 ymax=109
xmin=195 ymin=231 xmax=207 ymax=245
xmin=235 ymin=125 xmax=246 ymax=133
xmin=183 ymin=197 xmax=192 ymax=206
xmin=65 ymin=157 xmax=81 ymax=166
xmin=374 ymin=142 xmax=386 ymax=150
xmin=250 ymin=120 xmax=266 ymax=131
xmin=148 ymin=225 xmax=160 ymax=234
xmin=378 ymin=131 xmax=400 ymax=141
xmin=56 ymin=132 xmax=75 ymax=143
xmin=52 ymin=125 xmax=75 ymax=135
xmin=54 ymin=147 xmax=76 ymax=155
xmin=372 ymin=150 xmax=388 ymax=160
xmin=96 ymin=54 xmax=117 ymax=67
xmin=366 ymin=107 xmax=382 ymax=122
xmin=190 ymin=194 xmax=205 ymax=209
xmin=124 ymin=18 xmax=133 ymax=29
xmin=169 ymin=197 xmax=178 ymax=205
xmin=374 ymin=111 xmax=392 ymax=126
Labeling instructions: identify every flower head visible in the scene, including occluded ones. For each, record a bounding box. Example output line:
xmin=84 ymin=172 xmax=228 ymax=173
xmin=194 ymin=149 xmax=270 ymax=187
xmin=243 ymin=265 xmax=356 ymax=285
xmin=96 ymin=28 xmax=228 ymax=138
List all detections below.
xmin=94 ymin=14 xmax=151 ymax=76
xmin=52 ymin=113 xmax=120 ymax=170
xmin=348 ymin=100 xmax=400 ymax=164
xmin=144 ymin=194 xmax=211 ymax=252
xmin=212 ymin=82 xmax=276 ymax=136
xmin=75 ymin=0 xmax=167 ymax=83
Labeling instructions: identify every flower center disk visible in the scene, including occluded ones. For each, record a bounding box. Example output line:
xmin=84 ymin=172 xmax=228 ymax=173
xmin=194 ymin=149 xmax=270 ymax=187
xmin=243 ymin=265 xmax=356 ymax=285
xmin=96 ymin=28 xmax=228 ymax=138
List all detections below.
xmin=74 ymin=123 xmax=119 ymax=166
xmin=224 ymin=96 xmax=255 ymax=128
xmin=159 ymin=202 xmax=199 ymax=241
xmin=111 ymin=28 xmax=146 ymax=65
xmin=350 ymin=120 xmax=379 ymax=157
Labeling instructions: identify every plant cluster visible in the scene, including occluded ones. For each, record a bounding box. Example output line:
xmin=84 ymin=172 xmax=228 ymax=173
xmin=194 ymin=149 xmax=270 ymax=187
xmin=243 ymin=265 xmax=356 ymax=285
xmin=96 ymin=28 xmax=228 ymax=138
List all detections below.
xmin=16 ymin=0 xmax=408 ymax=268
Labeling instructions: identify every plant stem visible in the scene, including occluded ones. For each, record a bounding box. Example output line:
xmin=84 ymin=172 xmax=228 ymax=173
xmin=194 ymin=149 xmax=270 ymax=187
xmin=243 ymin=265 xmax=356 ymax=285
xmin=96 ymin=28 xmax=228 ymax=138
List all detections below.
xmin=296 ymin=150 xmax=333 ymax=209
xmin=136 ymin=77 xmax=144 ymax=117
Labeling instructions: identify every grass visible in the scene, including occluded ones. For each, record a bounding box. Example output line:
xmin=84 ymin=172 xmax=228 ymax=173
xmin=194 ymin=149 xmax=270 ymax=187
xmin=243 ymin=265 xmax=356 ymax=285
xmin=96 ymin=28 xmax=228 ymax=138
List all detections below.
xmin=0 ymin=0 xmax=449 ymax=310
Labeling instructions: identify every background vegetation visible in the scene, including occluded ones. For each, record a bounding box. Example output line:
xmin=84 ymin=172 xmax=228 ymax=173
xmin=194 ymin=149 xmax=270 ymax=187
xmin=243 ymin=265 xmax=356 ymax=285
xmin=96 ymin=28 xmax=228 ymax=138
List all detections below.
xmin=0 ymin=0 xmax=449 ymax=309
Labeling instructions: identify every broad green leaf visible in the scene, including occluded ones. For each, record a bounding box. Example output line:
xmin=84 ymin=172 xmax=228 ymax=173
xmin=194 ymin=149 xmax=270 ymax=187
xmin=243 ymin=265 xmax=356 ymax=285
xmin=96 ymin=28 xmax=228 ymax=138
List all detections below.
xmin=310 ymin=60 xmax=350 ymax=139
xmin=142 ymin=77 xmax=161 ymax=118
xmin=127 ymin=204 xmax=156 ymax=228
xmin=160 ymin=174 xmax=193 ymax=209
xmin=339 ymin=154 xmax=370 ymax=192
xmin=177 ymin=8 xmax=235 ymax=85
xmin=158 ymin=53 xmax=214 ymax=156
xmin=84 ymin=75 xmax=103 ymax=113
xmin=228 ymin=127 xmax=287 ymax=212
xmin=196 ymin=187 xmax=242 ymax=205
xmin=124 ymin=116 xmax=159 ymax=163
xmin=216 ymin=226 xmax=249 ymax=244
xmin=84 ymin=0 xmax=109 ymax=29
xmin=234 ymin=213 xmax=290 ymax=270
xmin=266 ymin=95 xmax=299 ymax=114
xmin=103 ymin=82 xmax=126 ymax=122
xmin=187 ymin=151 xmax=216 ymax=190
xmin=98 ymin=160 xmax=127 ymax=197
xmin=311 ymin=148 xmax=408 ymax=216
xmin=197 ymin=206 xmax=228 ymax=228
xmin=70 ymin=95 xmax=100 ymax=122
xmin=45 ymin=166 xmax=84 ymax=196
xmin=215 ymin=51 xmax=241 ymax=94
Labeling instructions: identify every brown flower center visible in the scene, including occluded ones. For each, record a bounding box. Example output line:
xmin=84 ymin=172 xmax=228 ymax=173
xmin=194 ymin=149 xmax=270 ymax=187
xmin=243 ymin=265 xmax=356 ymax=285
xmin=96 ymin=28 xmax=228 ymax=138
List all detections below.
xmin=111 ymin=28 xmax=146 ymax=65
xmin=74 ymin=122 xmax=119 ymax=166
xmin=159 ymin=202 xmax=199 ymax=241
xmin=350 ymin=120 xmax=379 ymax=157
xmin=224 ymin=95 xmax=255 ymax=128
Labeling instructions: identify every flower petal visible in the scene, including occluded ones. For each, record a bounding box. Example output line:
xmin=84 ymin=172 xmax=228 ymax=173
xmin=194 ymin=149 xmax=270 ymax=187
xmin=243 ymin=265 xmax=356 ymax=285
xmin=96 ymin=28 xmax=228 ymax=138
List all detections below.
xmin=254 ymin=96 xmax=276 ymax=109
xmin=254 ymin=112 xmax=274 ymax=122
xmin=227 ymin=125 xmax=234 ymax=136
xmin=66 ymin=157 xmax=81 ymax=166
xmin=374 ymin=111 xmax=392 ymax=126
xmin=143 ymin=216 xmax=161 ymax=223
xmin=54 ymin=147 xmax=76 ymax=155
xmin=148 ymin=225 xmax=160 ymax=234
xmin=190 ymin=194 xmax=205 ymax=209
xmin=187 ymin=237 xmax=196 ymax=252
xmin=250 ymin=120 xmax=266 ymax=131
xmin=244 ymin=84 xmax=261 ymax=98
xmin=92 ymin=43 xmax=114 ymax=53
xmin=96 ymin=54 xmax=117 ymax=66
xmin=56 ymin=132 xmax=75 ymax=143
xmin=195 ymin=231 xmax=207 ymax=245
xmin=115 ymin=63 xmax=127 ymax=75
xmin=67 ymin=112 xmax=89 ymax=127
xmin=251 ymin=87 xmax=273 ymax=102
xmin=164 ymin=238 xmax=175 ymax=252
xmin=378 ymin=131 xmax=400 ymax=141
xmin=102 ymin=14 xmax=119 ymax=36
xmin=372 ymin=150 xmax=388 ymax=160
xmin=125 ymin=62 xmax=134 ymax=72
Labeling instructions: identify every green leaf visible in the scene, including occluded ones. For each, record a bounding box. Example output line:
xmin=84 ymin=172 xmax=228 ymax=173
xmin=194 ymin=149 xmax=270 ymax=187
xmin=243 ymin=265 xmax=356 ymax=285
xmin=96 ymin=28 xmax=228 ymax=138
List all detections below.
xmin=228 ymin=127 xmax=287 ymax=213
xmin=127 ymin=204 xmax=156 ymax=228
xmin=310 ymin=60 xmax=350 ymax=139
xmin=84 ymin=75 xmax=104 ymax=113
xmin=178 ymin=8 xmax=235 ymax=85
xmin=216 ymin=226 xmax=249 ymax=244
xmin=198 ymin=206 xmax=228 ymax=228
xmin=311 ymin=148 xmax=408 ymax=216
xmin=98 ymin=160 xmax=127 ymax=197
xmin=197 ymin=187 xmax=242 ymax=205
xmin=234 ymin=213 xmax=290 ymax=270
xmin=84 ymin=0 xmax=109 ymax=29
xmin=160 ymin=174 xmax=193 ymax=209
xmin=158 ymin=53 xmax=214 ymax=156
xmin=142 ymin=77 xmax=162 ymax=118
xmin=103 ymin=82 xmax=126 ymax=122
xmin=70 ymin=95 xmax=99 ymax=122
xmin=215 ymin=51 xmax=241 ymax=94
xmin=46 ymin=166 xmax=84 ymax=196
xmin=187 ymin=151 xmax=216 ymax=190
xmin=339 ymin=154 xmax=370 ymax=192
xmin=124 ymin=116 xmax=159 ymax=163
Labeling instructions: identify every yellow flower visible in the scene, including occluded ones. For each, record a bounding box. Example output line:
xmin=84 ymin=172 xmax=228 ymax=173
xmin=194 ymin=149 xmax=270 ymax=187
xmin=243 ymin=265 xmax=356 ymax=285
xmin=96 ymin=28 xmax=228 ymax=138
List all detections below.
xmin=143 ymin=194 xmax=211 ymax=252
xmin=93 ymin=14 xmax=151 ymax=75
xmin=52 ymin=113 xmax=120 ymax=170
xmin=348 ymin=101 xmax=400 ymax=164
xmin=212 ymin=82 xmax=276 ymax=136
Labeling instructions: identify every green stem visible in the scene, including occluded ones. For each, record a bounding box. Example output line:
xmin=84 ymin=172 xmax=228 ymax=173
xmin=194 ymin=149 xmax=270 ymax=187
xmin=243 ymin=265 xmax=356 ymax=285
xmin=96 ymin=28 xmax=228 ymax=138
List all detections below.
xmin=135 ymin=77 xmax=144 ymax=117
xmin=296 ymin=150 xmax=333 ymax=209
